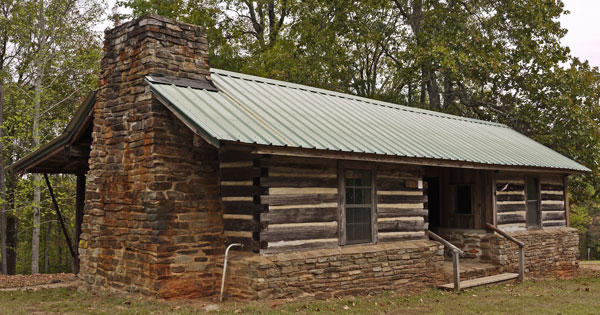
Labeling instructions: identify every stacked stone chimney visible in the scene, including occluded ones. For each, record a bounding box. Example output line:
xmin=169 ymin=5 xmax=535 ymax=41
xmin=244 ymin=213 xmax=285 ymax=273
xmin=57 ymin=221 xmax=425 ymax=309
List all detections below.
xmin=79 ymin=15 xmax=224 ymax=298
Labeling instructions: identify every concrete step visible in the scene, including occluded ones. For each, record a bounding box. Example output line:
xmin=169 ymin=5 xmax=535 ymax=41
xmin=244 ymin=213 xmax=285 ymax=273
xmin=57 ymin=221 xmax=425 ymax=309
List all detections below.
xmin=438 ymin=272 xmax=519 ymax=290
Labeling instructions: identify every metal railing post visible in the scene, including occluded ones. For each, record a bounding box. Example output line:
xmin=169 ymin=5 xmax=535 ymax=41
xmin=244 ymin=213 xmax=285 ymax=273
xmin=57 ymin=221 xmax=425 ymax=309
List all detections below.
xmin=452 ymin=250 xmax=461 ymax=291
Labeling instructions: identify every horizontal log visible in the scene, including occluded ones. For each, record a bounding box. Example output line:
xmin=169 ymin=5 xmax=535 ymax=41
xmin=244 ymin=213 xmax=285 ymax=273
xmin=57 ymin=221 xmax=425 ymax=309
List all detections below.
xmin=542 ymin=220 xmax=566 ymax=227
xmin=260 ymin=194 xmax=338 ymax=206
xmin=541 ymin=184 xmax=564 ymax=191
xmin=224 ymin=218 xmax=259 ymax=232
xmin=540 ymin=203 xmax=565 ymax=211
xmin=542 ymin=211 xmax=566 ymax=221
xmin=219 ymin=150 xmax=254 ymax=163
xmin=377 ymin=195 xmax=426 ymax=204
xmin=496 ymin=184 xmax=524 ymax=192
xmin=377 ymin=168 xmax=422 ymax=179
xmin=267 ymin=166 xmax=337 ymax=177
xmin=378 ymin=231 xmax=425 ymax=242
xmin=541 ymin=194 xmax=563 ymax=201
xmin=269 ymin=187 xmax=338 ymax=195
xmin=378 ymin=220 xmax=425 ymax=232
xmin=220 ymin=185 xmax=263 ymax=197
xmin=377 ymin=208 xmax=428 ymax=218
xmin=261 ymin=207 xmax=337 ymax=224
xmin=377 ymin=180 xmax=422 ymax=191
xmin=261 ymin=225 xmax=338 ymax=242
xmin=261 ymin=239 xmax=338 ymax=254
xmin=259 ymin=157 xmax=336 ymax=169
xmin=377 ymin=194 xmax=423 ymax=204
xmin=496 ymin=203 xmax=526 ymax=212
xmin=222 ymin=201 xmax=262 ymax=215
xmin=220 ymin=167 xmax=261 ymax=181
xmin=497 ymin=213 xmax=526 ymax=225
xmin=496 ymin=194 xmax=525 ymax=202
xmin=260 ymin=176 xmax=337 ymax=188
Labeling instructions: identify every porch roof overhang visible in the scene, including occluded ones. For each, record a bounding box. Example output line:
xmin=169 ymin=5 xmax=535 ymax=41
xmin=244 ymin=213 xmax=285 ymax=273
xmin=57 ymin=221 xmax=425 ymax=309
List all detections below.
xmin=7 ymin=91 xmax=95 ymax=175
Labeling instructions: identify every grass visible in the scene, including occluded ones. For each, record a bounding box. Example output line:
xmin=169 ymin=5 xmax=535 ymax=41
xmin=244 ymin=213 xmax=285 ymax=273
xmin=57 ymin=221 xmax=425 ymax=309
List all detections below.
xmin=1 ymin=275 xmax=600 ymax=314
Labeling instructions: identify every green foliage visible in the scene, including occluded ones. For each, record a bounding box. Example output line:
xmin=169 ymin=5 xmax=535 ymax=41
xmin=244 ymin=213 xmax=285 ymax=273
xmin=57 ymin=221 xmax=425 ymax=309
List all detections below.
xmin=0 ymin=0 xmax=103 ymax=274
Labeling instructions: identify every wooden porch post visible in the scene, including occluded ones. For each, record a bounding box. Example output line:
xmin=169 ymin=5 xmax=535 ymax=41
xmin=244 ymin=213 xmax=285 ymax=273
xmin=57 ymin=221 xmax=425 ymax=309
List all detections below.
xmin=74 ymin=172 xmax=85 ymax=274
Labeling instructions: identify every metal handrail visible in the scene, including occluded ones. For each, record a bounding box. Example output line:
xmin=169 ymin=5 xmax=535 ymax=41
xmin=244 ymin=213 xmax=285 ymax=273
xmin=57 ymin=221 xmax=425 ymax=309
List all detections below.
xmin=427 ymin=230 xmax=463 ymax=290
xmin=486 ymin=223 xmax=525 ymax=282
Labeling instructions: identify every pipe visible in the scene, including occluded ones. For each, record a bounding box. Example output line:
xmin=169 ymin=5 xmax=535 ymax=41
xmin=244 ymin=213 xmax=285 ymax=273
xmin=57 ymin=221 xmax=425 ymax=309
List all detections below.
xmin=219 ymin=243 xmax=243 ymax=302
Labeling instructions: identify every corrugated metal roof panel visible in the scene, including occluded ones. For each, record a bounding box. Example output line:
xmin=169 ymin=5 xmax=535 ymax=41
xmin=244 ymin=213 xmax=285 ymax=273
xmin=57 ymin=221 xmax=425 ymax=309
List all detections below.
xmin=145 ymin=69 xmax=590 ymax=172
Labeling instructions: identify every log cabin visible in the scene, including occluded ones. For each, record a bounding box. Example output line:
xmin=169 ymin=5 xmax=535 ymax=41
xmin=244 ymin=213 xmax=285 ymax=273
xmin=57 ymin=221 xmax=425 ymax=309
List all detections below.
xmin=8 ymin=15 xmax=588 ymax=299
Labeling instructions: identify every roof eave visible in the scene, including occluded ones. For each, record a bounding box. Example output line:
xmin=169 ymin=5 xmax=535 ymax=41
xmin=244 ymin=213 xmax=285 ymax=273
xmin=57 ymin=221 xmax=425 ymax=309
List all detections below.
xmin=224 ymin=141 xmax=589 ymax=175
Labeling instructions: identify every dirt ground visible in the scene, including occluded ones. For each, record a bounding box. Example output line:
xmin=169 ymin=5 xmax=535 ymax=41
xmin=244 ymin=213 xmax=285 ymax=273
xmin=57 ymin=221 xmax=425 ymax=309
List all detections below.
xmin=0 ymin=273 xmax=77 ymax=290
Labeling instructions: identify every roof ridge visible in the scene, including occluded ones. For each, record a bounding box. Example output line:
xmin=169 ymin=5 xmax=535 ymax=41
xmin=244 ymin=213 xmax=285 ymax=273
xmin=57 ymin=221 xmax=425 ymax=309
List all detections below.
xmin=210 ymin=68 xmax=509 ymax=129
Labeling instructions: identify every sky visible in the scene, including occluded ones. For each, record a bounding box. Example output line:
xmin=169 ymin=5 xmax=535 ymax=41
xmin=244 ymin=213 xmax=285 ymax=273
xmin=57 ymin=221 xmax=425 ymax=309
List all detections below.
xmin=560 ymin=0 xmax=600 ymax=68
xmin=99 ymin=0 xmax=600 ymax=69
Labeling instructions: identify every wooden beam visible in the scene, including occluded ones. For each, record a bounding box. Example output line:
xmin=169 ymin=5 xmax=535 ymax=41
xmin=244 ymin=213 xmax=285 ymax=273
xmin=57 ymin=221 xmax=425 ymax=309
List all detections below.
xmin=74 ymin=173 xmax=85 ymax=274
xmin=43 ymin=174 xmax=76 ymax=259
xmin=64 ymin=144 xmax=90 ymax=160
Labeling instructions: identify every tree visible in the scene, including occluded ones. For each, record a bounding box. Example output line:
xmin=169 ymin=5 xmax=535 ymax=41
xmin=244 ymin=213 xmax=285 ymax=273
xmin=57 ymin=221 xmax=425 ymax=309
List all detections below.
xmin=2 ymin=0 xmax=102 ymax=274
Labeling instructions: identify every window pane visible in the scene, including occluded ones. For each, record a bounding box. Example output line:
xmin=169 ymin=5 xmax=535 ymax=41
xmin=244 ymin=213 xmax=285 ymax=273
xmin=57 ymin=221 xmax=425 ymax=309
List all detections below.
xmin=456 ymin=185 xmax=472 ymax=214
xmin=344 ymin=169 xmax=373 ymax=244
xmin=526 ymin=177 xmax=540 ymax=227
xmin=346 ymin=187 xmax=354 ymax=204
xmin=346 ymin=207 xmax=372 ymax=243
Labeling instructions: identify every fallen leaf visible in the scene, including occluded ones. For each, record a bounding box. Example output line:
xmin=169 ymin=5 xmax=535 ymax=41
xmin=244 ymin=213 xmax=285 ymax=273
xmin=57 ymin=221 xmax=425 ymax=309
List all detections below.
xmin=343 ymin=305 xmax=350 ymax=310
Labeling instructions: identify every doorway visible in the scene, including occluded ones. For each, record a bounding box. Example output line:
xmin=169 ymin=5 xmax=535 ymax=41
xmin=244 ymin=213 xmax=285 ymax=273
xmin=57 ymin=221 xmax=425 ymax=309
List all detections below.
xmin=424 ymin=177 xmax=441 ymax=233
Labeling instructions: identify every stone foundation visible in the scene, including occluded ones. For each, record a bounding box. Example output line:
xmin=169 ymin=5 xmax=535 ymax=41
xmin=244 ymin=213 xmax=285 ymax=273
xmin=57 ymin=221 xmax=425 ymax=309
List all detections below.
xmin=482 ymin=227 xmax=579 ymax=279
xmin=440 ymin=227 xmax=579 ymax=279
xmin=439 ymin=229 xmax=488 ymax=260
xmin=224 ymin=240 xmax=444 ymax=300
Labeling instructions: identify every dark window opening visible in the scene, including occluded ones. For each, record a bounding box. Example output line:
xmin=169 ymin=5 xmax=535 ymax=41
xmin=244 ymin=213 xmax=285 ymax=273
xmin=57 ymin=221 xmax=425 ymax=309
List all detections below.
xmin=526 ymin=177 xmax=540 ymax=227
xmin=456 ymin=185 xmax=472 ymax=214
xmin=345 ymin=170 xmax=373 ymax=244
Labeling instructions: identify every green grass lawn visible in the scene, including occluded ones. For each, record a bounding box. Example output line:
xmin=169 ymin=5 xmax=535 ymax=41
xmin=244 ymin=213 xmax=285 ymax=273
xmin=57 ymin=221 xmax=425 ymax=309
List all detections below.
xmin=1 ymin=275 xmax=600 ymax=314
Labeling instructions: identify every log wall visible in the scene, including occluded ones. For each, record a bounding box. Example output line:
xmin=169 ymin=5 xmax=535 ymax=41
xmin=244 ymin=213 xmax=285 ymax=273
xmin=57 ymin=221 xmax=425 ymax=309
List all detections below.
xmin=495 ymin=175 xmax=568 ymax=231
xmin=495 ymin=178 xmax=527 ymax=231
xmin=219 ymin=145 xmax=263 ymax=252
xmin=376 ymin=165 xmax=427 ymax=242
xmin=540 ymin=177 xmax=567 ymax=227
xmin=259 ymin=156 xmax=340 ymax=253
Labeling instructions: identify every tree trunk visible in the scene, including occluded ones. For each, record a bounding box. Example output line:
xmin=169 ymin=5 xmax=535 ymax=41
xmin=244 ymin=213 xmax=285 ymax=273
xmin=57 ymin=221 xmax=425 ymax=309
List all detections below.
xmin=31 ymin=0 xmax=47 ymax=276
xmin=43 ymin=219 xmax=50 ymax=273
xmin=426 ymin=67 xmax=441 ymax=110
xmin=6 ymin=216 xmax=15 ymax=274
xmin=31 ymin=176 xmax=41 ymax=274
xmin=0 ymin=79 xmax=6 ymax=275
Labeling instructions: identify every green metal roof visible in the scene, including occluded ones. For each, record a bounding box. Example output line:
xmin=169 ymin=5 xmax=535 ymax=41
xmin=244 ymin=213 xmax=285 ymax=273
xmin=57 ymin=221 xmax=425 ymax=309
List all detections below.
xmin=148 ymin=69 xmax=588 ymax=173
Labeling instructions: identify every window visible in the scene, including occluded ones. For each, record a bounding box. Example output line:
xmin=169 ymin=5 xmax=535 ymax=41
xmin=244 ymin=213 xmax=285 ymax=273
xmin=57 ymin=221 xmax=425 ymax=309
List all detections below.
xmin=526 ymin=177 xmax=540 ymax=228
xmin=344 ymin=170 xmax=374 ymax=244
xmin=456 ymin=185 xmax=472 ymax=214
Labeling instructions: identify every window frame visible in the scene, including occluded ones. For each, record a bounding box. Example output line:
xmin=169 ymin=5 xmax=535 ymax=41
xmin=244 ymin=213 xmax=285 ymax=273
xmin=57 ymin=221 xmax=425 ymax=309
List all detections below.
xmin=525 ymin=176 xmax=542 ymax=229
xmin=338 ymin=163 xmax=377 ymax=246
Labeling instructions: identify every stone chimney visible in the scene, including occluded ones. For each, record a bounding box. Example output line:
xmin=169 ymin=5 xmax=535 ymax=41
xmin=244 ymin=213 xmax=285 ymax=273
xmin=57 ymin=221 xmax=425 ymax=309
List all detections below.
xmin=79 ymin=15 xmax=224 ymax=298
